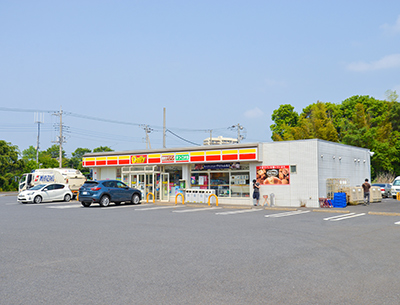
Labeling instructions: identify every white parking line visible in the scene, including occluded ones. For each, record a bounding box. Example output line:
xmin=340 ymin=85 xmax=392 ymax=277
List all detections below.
xmin=265 ymin=210 xmax=310 ymax=218
xmin=173 ymin=207 xmax=222 ymax=213
xmin=215 ymin=209 xmax=265 ymax=215
xmin=394 ymin=221 xmax=400 ymax=225
xmin=47 ymin=205 xmax=81 ymax=209
xmin=323 ymin=213 xmax=356 ymax=221
xmin=325 ymin=213 xmax=366 ymax=221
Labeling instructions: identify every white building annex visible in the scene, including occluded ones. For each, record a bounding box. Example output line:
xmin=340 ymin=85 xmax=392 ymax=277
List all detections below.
xmin=82 ymin=139 xmax=371 ymax=208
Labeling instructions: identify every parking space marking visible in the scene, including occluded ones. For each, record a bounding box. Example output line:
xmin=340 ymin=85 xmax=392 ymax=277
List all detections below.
xmin=173 ymin=207 xmax=222 ymax=213
xmin=215 ymin=209 xmax=265 ymax=215
xmin=47 ymin=205 xmax=82 ymax=209
xmin=264 ymin=210 xmax=310 ymax=218
xmin=324 ymin=213 xmax=365 ymax=221
xmin=394 ymin=221 xmax=400 ymax=225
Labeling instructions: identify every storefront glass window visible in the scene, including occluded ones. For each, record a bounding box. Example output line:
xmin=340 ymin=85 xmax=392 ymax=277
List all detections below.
xmin=190 ymin=163 xmax=250 ymax=198
xmin=191 ymin=173 xmax=209 ymax=189
xmin=210 ymin=172 xmax=230 ymax=197
xmin=230 ymin=172 xmax=250 ymax=197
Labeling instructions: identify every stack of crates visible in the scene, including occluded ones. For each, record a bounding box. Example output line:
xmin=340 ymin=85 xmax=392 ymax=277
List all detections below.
xmin=332 ymin=192 xmax=347 ymax=208
xmin=326 ymin=178 xmax=349 ymax=199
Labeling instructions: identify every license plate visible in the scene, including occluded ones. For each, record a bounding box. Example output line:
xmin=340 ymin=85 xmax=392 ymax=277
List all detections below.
xmin=82 ymin=192 xmax=88 ymax=195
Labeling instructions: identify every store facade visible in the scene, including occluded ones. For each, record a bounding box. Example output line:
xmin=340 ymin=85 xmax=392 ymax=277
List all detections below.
xmin=82 ymin=139 xmax=371 ymax=208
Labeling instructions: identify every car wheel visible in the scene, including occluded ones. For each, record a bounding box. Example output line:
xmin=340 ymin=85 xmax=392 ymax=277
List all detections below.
xmin=99 ymin=195 xmax=110 ymax=207
xmin=131 ymin=193 xmax=140 ymax=204
xmin=34 ymin=196 xmax=42 ymax=204
xmin=64 ymin=194 xmax=71 ymax=202
xmin=81 ymin=201 xmax=91 ymax=207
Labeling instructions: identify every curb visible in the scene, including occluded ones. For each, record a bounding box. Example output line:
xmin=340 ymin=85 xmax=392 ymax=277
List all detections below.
xmin=312 ymin=209 xmax=350 ymax=214
xmin=264 ymin=207 xmax=297 ymax=211
xmin=368 ymin=212 xmax=400 ymax=217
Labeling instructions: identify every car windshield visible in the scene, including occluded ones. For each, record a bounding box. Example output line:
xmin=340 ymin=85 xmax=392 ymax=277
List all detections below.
xmin=30 ymin=184 xmax=46 ymax=190
xmin=393 ymin=180 xmax=400 ymax=186
xmin=82 ymin=181 xmax=98 ymax=187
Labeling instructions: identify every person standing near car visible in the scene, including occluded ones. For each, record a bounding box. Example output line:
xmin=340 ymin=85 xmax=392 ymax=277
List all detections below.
xmin=252 ymin=179 xmax=260 ymax=206
xmin=362 ymin=178 xmax=371 ymax=205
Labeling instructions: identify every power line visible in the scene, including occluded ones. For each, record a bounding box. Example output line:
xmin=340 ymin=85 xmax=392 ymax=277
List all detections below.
xmin=166 ymin=129 xmax=201 ymax=146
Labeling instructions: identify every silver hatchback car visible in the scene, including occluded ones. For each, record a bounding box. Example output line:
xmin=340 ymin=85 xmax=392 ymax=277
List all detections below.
xmin=372 ymin=183 xmax=392 ymax=198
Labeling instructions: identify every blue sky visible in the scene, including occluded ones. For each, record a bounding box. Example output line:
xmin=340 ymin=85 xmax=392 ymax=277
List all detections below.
xmin=1 ymin=1 xmax=400 ymax=157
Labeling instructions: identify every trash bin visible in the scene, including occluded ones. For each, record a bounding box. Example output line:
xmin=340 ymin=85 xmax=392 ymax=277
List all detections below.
xmin=192 ymin=190 xmax=199 ymax=203
xmin=198 ymin=190 xmax=205 ymax=203
xmin=205 ymin=190 xmax=215 ymax=204
xmin=185 ymin=189 xmax=193 ymax=203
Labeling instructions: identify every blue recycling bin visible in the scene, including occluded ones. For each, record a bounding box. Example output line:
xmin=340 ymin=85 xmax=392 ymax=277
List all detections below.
xmin=332 ymin=192 xmax=347 ymax=208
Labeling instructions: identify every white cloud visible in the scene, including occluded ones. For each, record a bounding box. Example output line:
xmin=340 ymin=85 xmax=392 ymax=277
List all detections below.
xmin=347 ymin=54 xmax=400 ymax=72
xmin=381 ymin=15 xmax=400 ymax=35
xmin=244 ymin=107 xmax=264 ymax=118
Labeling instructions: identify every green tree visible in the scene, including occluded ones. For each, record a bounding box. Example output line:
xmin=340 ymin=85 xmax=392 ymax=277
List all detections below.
xmin=93 ymin=146 xmax=113 ymax=153
xmin=46 ymin=144 xmax=66 ymax=159
xmin=22 ymin=145 xmax=37 ymax=160
xmin=67 ymin=148 xmax=91 ymax=176
xmin=270 ymin=104 xmax=299 ymax=141
xmin=0 ymin=140 xmax=25 ymax=191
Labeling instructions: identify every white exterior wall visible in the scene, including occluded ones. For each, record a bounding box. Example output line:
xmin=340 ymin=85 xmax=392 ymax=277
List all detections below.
xmin=260 ymin=141 xmax=319 ymax=208
xmin=98 ymin=167 xmax=116 ymax=180
xmin=258 ymin=140 xmax=370 ymax=208
xmin=317 ymin=141 xmax=371 ymax=197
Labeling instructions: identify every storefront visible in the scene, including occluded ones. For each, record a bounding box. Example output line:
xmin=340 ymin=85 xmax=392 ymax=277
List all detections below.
xmin=82 ymin=143 xmax=259 ymax=204
xmin=82 ymin=139 xmax=372 ymax=208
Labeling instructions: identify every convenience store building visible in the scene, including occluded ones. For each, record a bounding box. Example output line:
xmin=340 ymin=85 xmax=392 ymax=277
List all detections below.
xmin=82 ymin=139 xmax=371 ymax=208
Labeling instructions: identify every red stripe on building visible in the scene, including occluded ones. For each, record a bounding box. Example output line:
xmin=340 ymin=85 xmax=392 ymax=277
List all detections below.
xmin=239 ymin=153 xmax=256 ymax=160
xmin=96 ymin=161 xmax=106 ymax=166
xmin=148 ymin=158 xmax=161 ymax=164
xmin=119 ymin=159 xmax=130 ymax=165
xmin=190 ymin=156 xmax=204 ymax=162
xmin=107 ymin=160 xmax=118 ymax=165
xmin=206 ymin=155 xmax=221 ymax=161
xmin=222 ymin=154 xmax=238 ymax=161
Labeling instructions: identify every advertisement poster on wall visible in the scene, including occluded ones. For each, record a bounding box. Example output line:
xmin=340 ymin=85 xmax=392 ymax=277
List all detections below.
xmin=256 ymin=165 xmax=290 ymax=185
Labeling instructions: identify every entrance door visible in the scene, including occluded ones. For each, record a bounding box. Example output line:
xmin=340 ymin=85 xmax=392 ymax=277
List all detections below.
xmin=160 ymin=173 xmax=169 ymax=201
xmin=145 ymin=173 xmax=153 ymax=200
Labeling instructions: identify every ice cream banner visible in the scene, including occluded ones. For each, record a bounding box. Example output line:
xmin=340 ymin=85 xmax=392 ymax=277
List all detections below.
xmin=256 ymin=165 xmax=290 ymax=185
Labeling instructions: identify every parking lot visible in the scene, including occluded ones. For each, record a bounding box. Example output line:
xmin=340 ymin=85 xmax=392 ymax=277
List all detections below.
xmin=2 ymin=194 xmax=400 ymax=304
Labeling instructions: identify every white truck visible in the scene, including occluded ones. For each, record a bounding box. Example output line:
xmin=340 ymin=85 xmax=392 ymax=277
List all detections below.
xmin=18 ymin=168 xmax=86 ymax=198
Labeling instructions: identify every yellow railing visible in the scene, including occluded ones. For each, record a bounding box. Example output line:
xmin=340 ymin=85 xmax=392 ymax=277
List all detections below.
xmin=146 ymin=192 xmax=155 ymax=203
xmin=175 ymin=193 xmax=184 ymax=205
xmin=207 ymin=194 xmax=218 ymax=206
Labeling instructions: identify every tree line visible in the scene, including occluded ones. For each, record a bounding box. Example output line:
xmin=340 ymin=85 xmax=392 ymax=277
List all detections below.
xmin=1 ymin=92 xmax=398 ymax=191
xmin=270 ymin=91 xmax=400 ymax=180
xmin=0 ymin=141 xmax=113 ymax=191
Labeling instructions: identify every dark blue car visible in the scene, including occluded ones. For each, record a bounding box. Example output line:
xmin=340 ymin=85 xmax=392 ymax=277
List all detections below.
xmin=78 ymin=180 xmax=141 ymax=207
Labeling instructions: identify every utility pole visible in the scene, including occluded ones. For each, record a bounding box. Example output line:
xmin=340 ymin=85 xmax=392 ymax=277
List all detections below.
xmin=34 ymin=112 xmax=44 ymax=164
xmin=231 ymin=123 xmax=244 ymax=143
xmin=52 ymin=106 xmax=65 ymax=168
xmin=142 ymin=125 xmax=153 ymax=149
xmin=163 ymin=108 xmax=166 ymax=148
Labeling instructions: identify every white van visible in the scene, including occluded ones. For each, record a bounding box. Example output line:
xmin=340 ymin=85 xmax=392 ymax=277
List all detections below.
xmin=391 ymin=176 xmax=400 ymax=198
